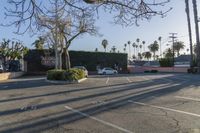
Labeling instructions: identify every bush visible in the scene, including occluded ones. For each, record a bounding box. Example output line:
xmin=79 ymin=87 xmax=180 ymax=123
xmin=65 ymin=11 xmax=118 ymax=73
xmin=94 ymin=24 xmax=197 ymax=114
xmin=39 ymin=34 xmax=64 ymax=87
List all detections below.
xmin=47 ymin=68 xmax=85 ymax=81
xmin=159 ymin=58 xmax=173 ymax=67
xmin=144 ymin=70 xmax=150 ymax=73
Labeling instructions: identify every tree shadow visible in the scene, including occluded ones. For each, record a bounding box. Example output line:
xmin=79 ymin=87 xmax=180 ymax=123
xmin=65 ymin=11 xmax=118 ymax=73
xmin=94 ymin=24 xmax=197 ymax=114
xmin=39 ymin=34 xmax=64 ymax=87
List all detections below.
xmin=0 ymin=74 xmax=199 ymax=132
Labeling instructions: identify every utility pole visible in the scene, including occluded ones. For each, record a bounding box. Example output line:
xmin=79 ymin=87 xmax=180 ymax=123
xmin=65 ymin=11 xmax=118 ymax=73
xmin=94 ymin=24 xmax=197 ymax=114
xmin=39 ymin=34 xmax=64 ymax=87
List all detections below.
xmin=169 ymin=33 xmax=177 ymax=66
xmin=192 ymin=0 xmax=200 ymax=72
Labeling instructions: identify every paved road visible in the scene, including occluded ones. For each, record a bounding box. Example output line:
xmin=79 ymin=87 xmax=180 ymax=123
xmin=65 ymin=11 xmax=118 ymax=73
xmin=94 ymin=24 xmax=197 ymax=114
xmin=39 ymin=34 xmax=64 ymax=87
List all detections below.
xmin=0 ymin=73 xmax=200 ymax=133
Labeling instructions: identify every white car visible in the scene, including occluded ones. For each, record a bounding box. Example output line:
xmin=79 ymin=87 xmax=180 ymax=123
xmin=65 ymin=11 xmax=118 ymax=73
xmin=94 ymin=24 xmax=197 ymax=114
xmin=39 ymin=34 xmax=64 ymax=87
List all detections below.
xmin=73 ymin=66 xmax=88 ymax=77
xmin=98 ymin=67 xmax=118 ymax=75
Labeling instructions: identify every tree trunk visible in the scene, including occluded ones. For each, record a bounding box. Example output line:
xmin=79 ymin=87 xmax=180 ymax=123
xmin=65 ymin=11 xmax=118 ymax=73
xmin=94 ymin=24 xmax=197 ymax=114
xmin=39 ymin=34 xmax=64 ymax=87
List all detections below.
xmin=58 ymin=51 xmax=62 ymax=69
xmin=185 ymin=0 xmax=193 ymax=67
xmin=192 ymin=0 xmax=200 ymax=72
xmin=65 ymin=49 xmax=71 ymax=70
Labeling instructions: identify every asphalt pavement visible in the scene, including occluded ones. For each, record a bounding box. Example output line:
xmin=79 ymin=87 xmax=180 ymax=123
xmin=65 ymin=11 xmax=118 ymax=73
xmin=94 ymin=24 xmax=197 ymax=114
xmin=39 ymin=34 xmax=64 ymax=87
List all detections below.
xmin=0 ymin=73 xmax=200 ymax=133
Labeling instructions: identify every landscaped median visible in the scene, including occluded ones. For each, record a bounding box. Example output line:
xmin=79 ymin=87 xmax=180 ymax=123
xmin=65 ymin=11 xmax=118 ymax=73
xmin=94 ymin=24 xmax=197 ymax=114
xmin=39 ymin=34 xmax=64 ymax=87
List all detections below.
xmin=46 ymin=68 xmax=87 ymax=84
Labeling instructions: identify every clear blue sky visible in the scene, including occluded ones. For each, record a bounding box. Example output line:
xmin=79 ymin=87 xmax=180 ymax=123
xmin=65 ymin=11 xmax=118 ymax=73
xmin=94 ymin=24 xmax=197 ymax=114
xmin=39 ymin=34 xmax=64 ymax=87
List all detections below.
xmin=0 ymin=0 xmax=199 ymax=55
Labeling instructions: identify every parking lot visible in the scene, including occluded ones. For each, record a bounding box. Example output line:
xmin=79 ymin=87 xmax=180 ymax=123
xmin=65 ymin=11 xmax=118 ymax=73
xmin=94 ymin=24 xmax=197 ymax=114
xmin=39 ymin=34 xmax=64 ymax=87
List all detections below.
xmin=0 ymin=73 xmax=200 ymax=133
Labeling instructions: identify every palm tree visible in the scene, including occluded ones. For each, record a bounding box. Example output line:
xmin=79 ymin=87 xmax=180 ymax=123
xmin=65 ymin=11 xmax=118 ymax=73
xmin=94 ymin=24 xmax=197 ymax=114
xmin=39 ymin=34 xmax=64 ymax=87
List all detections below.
xmin=192 ymin=0 xmax=200 ymax=68
xmin=123 ymin=47 xmax=126 ymax=53
xmin=124 ymin=43 xmax=127 ymax=48
xmin=142 ymin=41 xmax=145 ymax=52
xmin=158 ymin=36 xmax=162 ymax=58
xmin=138 ymin=53 xmax=142 ymax=60
xmin=185 ymin=0 xmax=193 ymax=67
xmin=132 ymin=42 xmax=136 ymax=57
xmin=148 ymin=41 xmax=159 ymax=60
xmin=139 ymin=44 xmax=142 ymax=53
xmin=142 ymin=51 xmax=152 ymax=61
xmin=32 ymin=37 xmax=45 ymax=50
xmin=173 ymin=41 xmax=185 ymax=56
xmin=101 ymin=39 xmax=108 ymax=52
xmin=111 ymin=46 xmax=117 ymax=53
xmin=135 ymin=45 xmax=138 ymax=58
xmin=127 ymin=41 xmax=131 ymax=59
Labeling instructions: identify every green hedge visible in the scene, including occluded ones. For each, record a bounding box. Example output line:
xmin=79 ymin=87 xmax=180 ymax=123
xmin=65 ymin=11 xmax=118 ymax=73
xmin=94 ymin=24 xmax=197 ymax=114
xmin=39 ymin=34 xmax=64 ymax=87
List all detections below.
xmin=24 ymin=50 xmax=128 ymax=73
xmin=47 ymin=68 xmax=85 ymax=81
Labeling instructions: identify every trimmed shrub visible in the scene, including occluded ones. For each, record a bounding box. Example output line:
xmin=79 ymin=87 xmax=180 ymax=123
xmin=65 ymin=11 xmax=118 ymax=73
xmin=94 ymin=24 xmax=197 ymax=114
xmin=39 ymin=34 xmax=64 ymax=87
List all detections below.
xmin=47 ymin=68 xmax=85 ymax=81
xmin=47 ymin=69 xmax=66 ymax=80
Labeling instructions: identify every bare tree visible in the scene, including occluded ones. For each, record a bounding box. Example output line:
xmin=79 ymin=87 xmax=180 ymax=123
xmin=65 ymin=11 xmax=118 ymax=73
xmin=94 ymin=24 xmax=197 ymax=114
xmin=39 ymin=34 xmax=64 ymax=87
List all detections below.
xmin=4 ymin=0 xmax=172 ymax=34
xmin=3 ymin=0 xmax=171 ymax=70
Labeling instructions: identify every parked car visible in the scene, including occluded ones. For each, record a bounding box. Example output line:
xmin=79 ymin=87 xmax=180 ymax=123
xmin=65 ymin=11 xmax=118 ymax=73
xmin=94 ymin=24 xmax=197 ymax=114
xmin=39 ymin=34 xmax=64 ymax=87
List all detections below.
xmin=73 ymin=66 xmax=88 ymax=77
xmin=98 ymin=67 xmax=118 ymax=75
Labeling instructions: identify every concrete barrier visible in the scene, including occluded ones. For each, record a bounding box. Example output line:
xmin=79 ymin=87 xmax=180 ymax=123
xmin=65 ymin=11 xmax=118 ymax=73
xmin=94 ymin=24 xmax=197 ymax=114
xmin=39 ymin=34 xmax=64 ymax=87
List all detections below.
xmin=0 ymin=72 xmax=25 ymax=81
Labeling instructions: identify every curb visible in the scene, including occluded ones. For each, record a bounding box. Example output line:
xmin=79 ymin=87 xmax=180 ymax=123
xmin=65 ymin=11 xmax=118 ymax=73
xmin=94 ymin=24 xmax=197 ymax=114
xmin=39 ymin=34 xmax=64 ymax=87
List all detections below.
xmin=45 ymin=78 xmax=87 ymax=84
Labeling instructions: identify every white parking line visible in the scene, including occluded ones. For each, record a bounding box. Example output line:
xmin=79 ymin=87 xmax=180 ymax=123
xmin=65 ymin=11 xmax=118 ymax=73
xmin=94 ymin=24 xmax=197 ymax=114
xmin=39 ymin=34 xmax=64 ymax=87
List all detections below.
xmin=126 ymin=77 xmax=131 ymax=83
xmin=65 ymin=105 xmax=134 ymax=133
xmin=106 ymin=77 xmax=109 ymax=84
xmin=175 ymin=96 xmax=200 ymax=102
xmin=128 ymin=100 xmax=200 ymax=118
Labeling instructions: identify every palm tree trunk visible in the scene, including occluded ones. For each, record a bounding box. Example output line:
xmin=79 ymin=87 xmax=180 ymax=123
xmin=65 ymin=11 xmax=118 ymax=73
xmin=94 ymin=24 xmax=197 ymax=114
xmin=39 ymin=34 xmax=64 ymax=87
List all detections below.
xmin=192 ymin=0 xmax=200 ymax=71
xmin=185 ymin=0 xmax=193 ymax=67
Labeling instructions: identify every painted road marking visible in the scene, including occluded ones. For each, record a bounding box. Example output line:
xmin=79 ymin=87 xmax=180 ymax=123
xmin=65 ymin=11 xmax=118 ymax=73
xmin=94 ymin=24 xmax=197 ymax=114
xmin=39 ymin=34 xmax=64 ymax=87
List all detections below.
xmin=128 ymin=100 xmax=200 ymax=118
xmin=106 ymin=77 xmax=109 ymax=84
xmin=175 ymin=96 xmax=200 ymax=102
xmin=65 ymin=105 xmax=134 ymax=133
xmin=126 ymin=77 xmax=131 ymax=83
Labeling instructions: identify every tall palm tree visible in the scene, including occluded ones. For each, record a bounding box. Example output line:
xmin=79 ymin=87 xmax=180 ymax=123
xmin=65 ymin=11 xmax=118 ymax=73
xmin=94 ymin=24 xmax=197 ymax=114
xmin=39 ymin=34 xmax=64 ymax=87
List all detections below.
xmin=158 ymin=36 xmax=162 ymax=58
xmin=132 ymin=42 xmax=136 ymax=57
xmin=123 ymin=47 xmax=126 ymax=53
xmin=135 ymin=45 xmax=138 ymax=58
xmin=142 ymin=41 xmax=145 ymax=52
xmin=101 ymin=39 xmax=108 ymax=52
xmin=192 ymin=0 xmax=200 ymax=68
xmin=127 ymin=41 xmax=131 ymax=59
xmin=148 ymin=41 xmax=159 ymax=60
xmin=185 ymin=0 xmax=193 ymax=67
xmin=111 ymin=46 xmax=117 ymax=53
xmin=138 ymin=53 xmax=142 ymax=60
xmin=173 ymin=41 xmax=185 ymax=56
xmin=139 ymin=44 xmax=142 ymax=53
